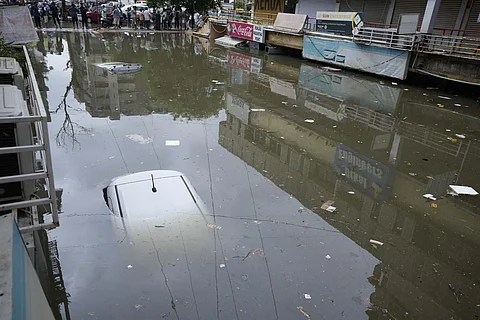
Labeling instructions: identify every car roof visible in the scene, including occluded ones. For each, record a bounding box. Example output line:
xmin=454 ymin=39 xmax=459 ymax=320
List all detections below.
xmin=105 ymin=170 xmax=208 ymax=219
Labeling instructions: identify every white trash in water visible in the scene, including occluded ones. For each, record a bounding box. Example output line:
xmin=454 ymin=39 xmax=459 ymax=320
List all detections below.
xmin=448 ymin=185 xmax=478 ymax=196
xmin=165 ymin=140 xmax=180 ymax=146
xmin=126 ymin=134 xmax=153 ymax=145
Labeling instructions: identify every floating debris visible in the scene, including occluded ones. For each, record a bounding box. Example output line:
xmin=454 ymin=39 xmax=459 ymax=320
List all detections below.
xmin=127 ymin=264 xmax=133 ymax=269
xmin=297 ymin=306 xmax=311 ymax=319
xmin=165 ymin=140 xmax=180 ymax=146
xmin=437 ymin=104 xmax=445 ymax=108
xmin=325 ymin=254 xmax=331 ymax=260
xmin=391 ymin=82 xmax=398 ymax=86
xmin=304 ymin=119 xmax=315 ymax=123
xmin=438 ymin=96 xmax=451 ymax=100
xmin=126 ymin=134 xmax=153 ymax=145
xmin=431 ymin=203 xmax=438 ymax=208
xmin=97 ymin=62 xmax=142 ymax=74
xmin=206 ymin=223 xmax=222 ymax=230
xmin=321 ymin=200 xmax=335 ymax=212
xmin=427 ymin=87 xmax=438 ymax=90
xmin=135 ymin=304 xmax=143 ymax=309
xmin=409 ymin=172 xmax=417 ymax=177
xmin=155 ymin=225 xmax=165 ymax=228
xmin=454 ymin=103 xmax=462 ymax=107
xmin=423 ymin=194 xmax=437 ymax=201
xmin=211 ymin=80 xmax=219 ymax=83
xmin=448 ymin=185 xmax=478 ymax=196
xmin=369 ymin=239 xmax=384 ymax=246
xmin=348 ymin=191 xmax=355 ymax=195
xmin=447 ymin=137 xmax=458 ymax=143
xmin=219 ymin=264 xmax=226 ymax=268
xmin=250 ymin=109 xmax=266 ymax=112
xmin=304 ymin=294 xmax=312 ymax=300
xmin=455 ymin=134 xmax=466 ymax=139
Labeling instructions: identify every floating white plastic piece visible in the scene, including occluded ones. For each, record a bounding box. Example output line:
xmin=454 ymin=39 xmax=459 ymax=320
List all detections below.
xmin=211 ymin=80 xmax=218 ymax=83
xmin=250 ymin=109 xmax=266 ymax=112
xmin=423 ymin=193 xmax=437 ymax=201
xmin=216 ymin=82 xmax=225 ymax=85
xmin=448 ymin=185 xmax=478 ymax=196
xmin=219 ymin=264 xmax=226 ymax=268
xmin=165 ymin=140 xmax=180 ymax=146
xmin=438 ymin=96 xmax=451 ymax=100
xmin=446 ymin=129 xmax=451 ymax=132
xmin=127 ymin=264 xmax=133 ymax=269
xmin=97 ymin=62 xmax=142 ymax=74
xmin=369 ymin=239 xmax=384 ymax=246
xmin=325 ymin=254 xmax=331 ymax=260
xmin=304 ymin=119 xmax=315 ymax=123
xmin=348 ymin=191 xmax=355 ymax=195
xmin=391 ymin=82 xmax=398 ymax=86
xmin=126 ymin=134 xmax=153 ymax=144
xmin=455 ymin=134 xmax=466 ymax=139
xmin=304 ymin=294 xmax=312 ymax=300
xmin=454 ymin=103 xmax=462 ymax=107
xmin=326 ymin=206 xmax=336 ymax=212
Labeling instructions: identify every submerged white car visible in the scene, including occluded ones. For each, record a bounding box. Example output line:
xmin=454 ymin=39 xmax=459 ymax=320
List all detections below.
xmin=103 ymin=170 xmax=208 ymax=218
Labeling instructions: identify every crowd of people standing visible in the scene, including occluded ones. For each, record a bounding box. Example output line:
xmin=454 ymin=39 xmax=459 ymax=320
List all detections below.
xmin=29 ymin=1 xmax=203 ymax=31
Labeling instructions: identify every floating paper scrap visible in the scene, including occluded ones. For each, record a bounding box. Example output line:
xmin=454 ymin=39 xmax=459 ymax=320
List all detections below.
xmin=304 ymin=119 xmax=315 ymax=123
xmin=304 ymin=294 xmax=311 ymax=300
xmin=321 ymin=200 xmax=335 ymax=211
xmin=448 ymin=185 xmax=478 ymax=196
xmin=165 ymin=140 xmax=180 ymax=146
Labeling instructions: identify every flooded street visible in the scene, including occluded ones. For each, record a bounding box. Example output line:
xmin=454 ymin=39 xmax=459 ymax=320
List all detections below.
xmin=33 ymin=31 xmax=480 ymax=320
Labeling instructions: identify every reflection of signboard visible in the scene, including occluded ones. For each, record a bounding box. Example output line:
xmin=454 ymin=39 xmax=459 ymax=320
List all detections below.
xmin=228 ymin=21 xmax=265 ymax=43
xmin=315 ymin=11 xmax=364 ymax=35
xmin=228 ymin=21 xmax=254 ymax=41
xmin=334 ymin=144 xmax=393 ymax=201
xmin=227 ymin=93 xmax=250 ymax=124
xmin=227 ymin=51 xmax=263 ymax=73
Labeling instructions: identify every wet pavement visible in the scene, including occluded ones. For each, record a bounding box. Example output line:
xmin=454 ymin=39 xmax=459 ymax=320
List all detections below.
xmin=32 ymin=30 xmax=480 ymax=320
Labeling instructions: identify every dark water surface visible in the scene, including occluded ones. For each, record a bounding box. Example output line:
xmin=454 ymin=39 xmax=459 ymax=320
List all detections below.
xmin=33 ymin=30 xmax=480 ymax=320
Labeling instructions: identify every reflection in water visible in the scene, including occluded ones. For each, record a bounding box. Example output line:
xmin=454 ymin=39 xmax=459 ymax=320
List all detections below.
xmin=32 ymin=31 xmax=480 ymax=319
xmin=219 ymin=49 xmax=480 ymax=320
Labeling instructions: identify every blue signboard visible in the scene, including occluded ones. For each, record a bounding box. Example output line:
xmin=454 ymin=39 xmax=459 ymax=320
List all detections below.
xmin=333 ymin=143 xmax=394 ymax=202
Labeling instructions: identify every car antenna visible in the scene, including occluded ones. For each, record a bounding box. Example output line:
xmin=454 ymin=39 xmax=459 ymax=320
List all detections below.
xmin=151 ymin=174 xmax=157 ymax=193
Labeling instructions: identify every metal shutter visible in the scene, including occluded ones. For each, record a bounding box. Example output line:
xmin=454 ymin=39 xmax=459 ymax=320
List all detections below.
xmin=339 ymin=0 xmax=388 ymax=23
xmin=340 ymin=0 xmax=365 ymax=12
xmin=465 ymin=0 xmax=480 ymax=37
xmin=434 ymin=0 xmax=463 ymax=34
xmin=392 ymin=0 xmax=427 ymax=26
xmin=363 ymin=0 xmax=390 ymax=23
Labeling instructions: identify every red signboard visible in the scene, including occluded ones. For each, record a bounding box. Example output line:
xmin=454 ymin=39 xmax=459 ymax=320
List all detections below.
xmin=228 ymin=51 xmax=252 ymax=72
xmin=228 ymin=21 xmax=254 ymax=41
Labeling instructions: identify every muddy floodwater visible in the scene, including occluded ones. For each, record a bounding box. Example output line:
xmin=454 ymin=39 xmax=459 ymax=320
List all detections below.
xmin=33 ymin=31 xmax=480 ymax=320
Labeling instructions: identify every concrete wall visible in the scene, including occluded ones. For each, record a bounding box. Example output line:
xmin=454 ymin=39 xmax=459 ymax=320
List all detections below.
xmin=413 ymin=53 xmax=480 ymax=85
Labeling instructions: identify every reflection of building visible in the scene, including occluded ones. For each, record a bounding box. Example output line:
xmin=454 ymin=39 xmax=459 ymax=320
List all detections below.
xmin=220 ymin=52 xmax=480 ymax=320
xmin=65 ymin=32 xmax=143 ymax=120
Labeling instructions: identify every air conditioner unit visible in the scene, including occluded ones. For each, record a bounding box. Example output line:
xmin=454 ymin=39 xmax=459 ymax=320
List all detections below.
xmin=0 ymin=57 xmax=26 ymax=98
xmin=0 ymin=85 xmax=35 ymax=205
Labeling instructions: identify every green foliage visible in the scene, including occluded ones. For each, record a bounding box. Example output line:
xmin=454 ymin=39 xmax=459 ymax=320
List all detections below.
xmin=169 ymin=0 xmax=221 ymax=14
xmin=235 ymin=0 xmax=244 ymax=9
xmin=146 ymin=0 xmax=164 ymax=9
xmin=0 ymin=37 xmax=26 ymax=71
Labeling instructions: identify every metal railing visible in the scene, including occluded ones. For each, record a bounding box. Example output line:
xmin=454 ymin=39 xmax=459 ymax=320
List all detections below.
xmin=416 ymin=34 xmax=480 ymax=60
xmin=353 ymin=27 xmax=416 ymax=51
xmin=0 ymin=46 xmax=58 ymax=233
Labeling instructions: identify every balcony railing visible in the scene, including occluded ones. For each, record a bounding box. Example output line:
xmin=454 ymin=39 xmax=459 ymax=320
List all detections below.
xmin=416 ymin=34 xmax=480 ymax=60
xmin=0 ymin=47 xmax=59 ymax=233
xmin=353 ymin=27 xmax=416 ymax=51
